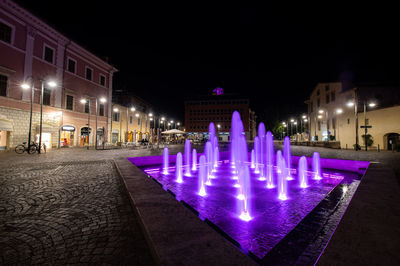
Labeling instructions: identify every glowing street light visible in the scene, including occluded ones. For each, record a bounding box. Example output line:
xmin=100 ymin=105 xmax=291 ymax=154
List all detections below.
xmin=318 ymin=109 xmax=324 ymax=114
xmin=346 ymin=101 xmax=354 ymax=107
xmin=336 ymin=108 xmax=343 ymax=114
xmin=368 ymin=102 xmax=376 ymax=107
xmin=130 ymin=107 xmax=136 ymax=112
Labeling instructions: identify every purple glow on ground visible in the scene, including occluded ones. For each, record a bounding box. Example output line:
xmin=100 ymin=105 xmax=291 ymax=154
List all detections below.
xmin=133 ymin=155 xmax=360 ymax=259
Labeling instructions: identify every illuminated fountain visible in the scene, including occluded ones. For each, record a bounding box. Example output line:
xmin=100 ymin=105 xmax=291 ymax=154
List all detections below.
xmin=313 ymin=152 xmax=322 ymax=180
xmin=184 ymin=139 xmax=191 ymax=176
xmin=198 ymin=155 xmax=207 ymax=196
xmin=162 ymin=147 xmax=169 ymax=174
xmin=132 ymin=110 xmax=366 ymax=262
xmin=283 ymin=137 xmax=294 ymax=180
xmin=298 ymin=156 xmax=308 ymax=188
xmin=192 ymin=149 xmax=197 ymax=171
xmin=175 ymin=152 xmax=183 ymax=183
xmin=266 ymin=131 xmax=274 ymax=188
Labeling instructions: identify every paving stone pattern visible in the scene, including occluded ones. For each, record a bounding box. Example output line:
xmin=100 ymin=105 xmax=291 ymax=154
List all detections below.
xmin=0 ymin=160 xmax=154 ymax=265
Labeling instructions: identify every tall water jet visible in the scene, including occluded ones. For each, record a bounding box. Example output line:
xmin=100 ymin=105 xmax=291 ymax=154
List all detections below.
xmin=175 ymin=152 xmax=183 ymax=183
xmin=266 ymin=131 xmax=274 ymax=188
xmin=237 ymin=135 xmax=251 ymax=221
xmin=250 ymin=149 xmax=255 ymax=169
xmin=205 ymin=141 xmax=213 ymax=184
xmin=258 ymin=123 xmax=266 ymax=179
xmin=276 ymin=150 xmax=284 ymax=174
xmin=230 ymin=111 xmax=242 ymax=165
xmin=192 ymin=149 xmax=197 ymax=171
xmin=298 ymin=156 xmax=308 ymax=188
xmin=162 ymin=147 xmax=169 ymax=174
xmin=213 ymin=146 xmax=219 ymax=168
xmin=184 ymin=139 xmax=191 ymax=176
xmin=198 ymin=155 xmax=207 ymax=196
xmin=283 ymin=137 xmax=293 ymax=180
xmin=277 ymin=155 xmax=288 ymax=200
xmin=312 ymin=152 xmax=322 ymax=180
xmin=254 ymin=136 xmax=260 ymax=173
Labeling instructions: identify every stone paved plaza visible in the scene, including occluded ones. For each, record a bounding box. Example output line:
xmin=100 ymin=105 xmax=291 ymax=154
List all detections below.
xmin=0 ymin=145 xmax=399 ymax=265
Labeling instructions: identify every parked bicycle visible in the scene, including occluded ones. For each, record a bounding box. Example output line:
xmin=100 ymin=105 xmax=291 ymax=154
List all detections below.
xmin=15 ymin=142 xmax=37 ymax=154
xmin=15 ymin=141 xmax=46 ymax=154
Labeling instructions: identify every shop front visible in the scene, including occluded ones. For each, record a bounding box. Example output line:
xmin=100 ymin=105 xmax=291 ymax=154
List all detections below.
xmin=112 ymin=129 xmax=119 ymax=144
xmin=0 ymin=118 xmax=12 ymax=150
xmin=35 ymin=123 xmax=53 ymax=149
xmin=60 ymin=125 xmax=75 ymax=147
xmin=80 ymin=127 xmax=92 ymax=147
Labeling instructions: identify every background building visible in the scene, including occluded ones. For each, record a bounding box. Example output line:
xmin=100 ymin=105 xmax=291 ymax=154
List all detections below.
xmin=0 ymin=0 xmax=117 ymax=150
xmin=307 ymin=82 xmax=400 ymax=150
xmin=110 ymin=104 xmax=151 ymax=144
xmin=184 ymin=92 xmax=256 ymax=141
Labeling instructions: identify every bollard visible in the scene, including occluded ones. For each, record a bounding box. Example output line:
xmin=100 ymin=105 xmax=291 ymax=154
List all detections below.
xmin=378 ymin=144 xmax=380 ymax=152
xmin=346 ymin=144 xmax=348 ymax=150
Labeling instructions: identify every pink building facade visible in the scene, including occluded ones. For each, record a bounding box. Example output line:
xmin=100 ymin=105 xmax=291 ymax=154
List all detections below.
xmin=0 ymin=0 xmax=117 ymax=150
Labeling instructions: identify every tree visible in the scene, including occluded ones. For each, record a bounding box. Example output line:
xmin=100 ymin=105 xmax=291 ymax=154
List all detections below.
xmin=362 ymin=134 xmax=373 ymax=147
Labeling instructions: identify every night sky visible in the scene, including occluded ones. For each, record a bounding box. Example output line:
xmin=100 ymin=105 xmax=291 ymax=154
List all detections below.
xmin=17 ymin=1 xmax=400 ymax=126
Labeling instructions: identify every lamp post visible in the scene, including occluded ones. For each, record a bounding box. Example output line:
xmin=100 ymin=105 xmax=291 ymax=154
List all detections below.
xmin=21 ymin=78 xmax=34 ymax=151
xmin=37 ymin=80 xmax=57 ymax=153
xmin=290 ymin=119 xmax=294 ymax=137
xmin=112 ymin=107 xmax=119 ymax=144
xmin=364 ymin=102 xmax=376 ymax=151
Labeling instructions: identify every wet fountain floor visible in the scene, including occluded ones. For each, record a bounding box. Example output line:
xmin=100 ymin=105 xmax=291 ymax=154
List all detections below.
xmin=132 ymin=158 xmax=360 ymax=261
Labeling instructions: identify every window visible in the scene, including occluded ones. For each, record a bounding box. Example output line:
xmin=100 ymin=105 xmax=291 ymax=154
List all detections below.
xmin=44 ymin=45 xmax=54 ymax=64
xmin=99 ymin=104 xmax=104 ymax=116
xmin=100 ymin=74 xmax=106 ymax=86
xmin=0 ymin=22 xmax=12 ymax=43
xmin=43 ymin=88 xmax=51 ymax=106
xmin=310 ymin=101 xmax=313 ymax=112
xmin=138 ymin=118 xmax=141 ymax=125
xmin=67 ymin=58 xmax=76 ymax=73
xmin=0 ymin=74 xmax=7 ymax=96
xmin=326 ymin=94 xmax=330 ymax=104
xmin=331 ymin=91 xmax=335 ymax=102
xmin=84 ymin=101 xmax=89 ymax=113
xmin=316 ymin=89 xmax=320 ymax=96
xmin=325 ymin=85 xmax=329 ymax=91
xmin=66 ymin=95 xmax=73 ymax=110
xmin=113 ymin=112 xmax=119 ymax=122
xmin=130 ymin=116 xmax=133 ymax=124
xmin=347 ymin=118 xmax=350 ymax=125
xmin=332 ymin=118 xmax=336 ymax=129
xmin=317 ymin=98 xmax=320 ymax=107
xmin=85 ymin=67 xmax=92 ymax=80
xmin=318 ymin=121 xmax=321 ymax=131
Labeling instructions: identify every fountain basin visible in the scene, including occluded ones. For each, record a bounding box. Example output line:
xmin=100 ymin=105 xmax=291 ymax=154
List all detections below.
xmin=129 ymin=152 xmax=368 ymax=263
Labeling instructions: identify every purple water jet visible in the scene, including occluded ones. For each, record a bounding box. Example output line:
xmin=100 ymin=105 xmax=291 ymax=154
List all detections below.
xmin=175 ymin=152 xmax=183 ymax=183
xmin=298 ymin=156 xmax=308 ymax=188
xmin=205 ymin=141 xmax=213 ymax=184
xmin=277 ymin=153 xmax=288 ymax=200
xmin=251 ymin=149 xmax=255 ymax=169
xmin=258 ymin=122 xmax=266 ymax=179
xmin=254 ymin=136 xmax=260 ymax=174
xmin=266 ymin=131 xmax=274 ymax=188
xmin=214 ymin=146 xmax=219 ymax=168
xmin=192 ymin=149 xmax=197 ymax=171
xmin=184 ymin=139 xmax=191 ymax=176
xmin=162 ymin=147 xmax=169 ymax=174
xmin=283 ymin=137 xmax=293 ymax=180
xmin=313 ymin=152 xmax=322 ymax=180
xmin=198 ymin=155 xmax=207 ymax=196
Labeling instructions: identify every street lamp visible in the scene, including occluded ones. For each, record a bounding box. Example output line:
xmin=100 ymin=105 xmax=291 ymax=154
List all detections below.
xmin=112 ymin=107 xmax=119 ymax=144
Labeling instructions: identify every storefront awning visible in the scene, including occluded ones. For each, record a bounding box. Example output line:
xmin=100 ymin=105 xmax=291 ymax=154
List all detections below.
xmin=0 ymin=119 xmax=13 ymax=131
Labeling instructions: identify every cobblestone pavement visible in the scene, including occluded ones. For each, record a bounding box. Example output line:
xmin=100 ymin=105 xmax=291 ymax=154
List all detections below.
xmin=0 ymin=159 xmax=155 ymax=265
